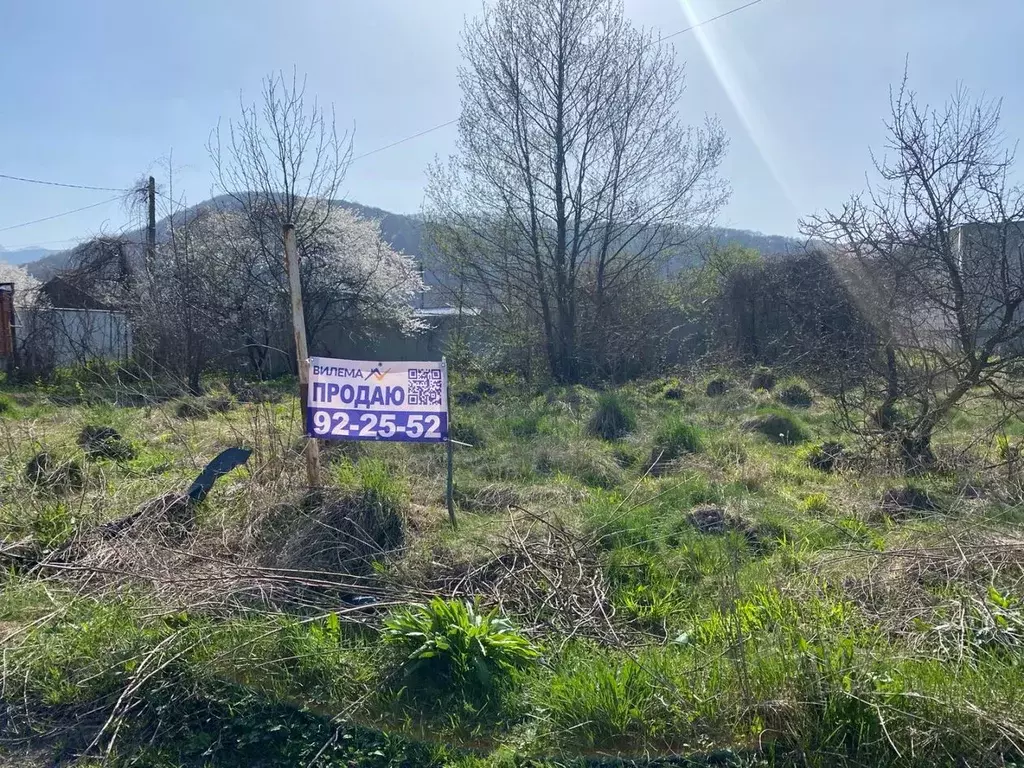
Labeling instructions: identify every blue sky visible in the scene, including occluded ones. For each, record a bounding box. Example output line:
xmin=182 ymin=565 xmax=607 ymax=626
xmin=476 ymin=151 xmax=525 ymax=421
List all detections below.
xmin=1 ymin=0 xmax=1021 ymax=251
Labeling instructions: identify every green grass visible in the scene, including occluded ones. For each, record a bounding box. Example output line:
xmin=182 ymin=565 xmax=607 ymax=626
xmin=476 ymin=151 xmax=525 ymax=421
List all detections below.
xmin=651 ymin=415 xmax=704 ymax=461
xmin=2 ymin=371 xmax=1023 ymax=766
xmin=586 ymin=391 xmax=637 ymax=440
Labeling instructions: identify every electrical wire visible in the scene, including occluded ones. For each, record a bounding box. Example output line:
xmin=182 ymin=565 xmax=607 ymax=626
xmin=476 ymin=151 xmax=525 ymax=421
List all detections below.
xmin=657 ymin=0 xmax=765 ymax=43
xmin=348 ymin=0 xmax=767 ymax=161
xmin=351 ymin=119 xmax=459 ymax=162
xmin=0 ymin=0 xmax=770 ymax=207
xmin=0 ymin=172 xmax=129 ymax=193
xmin=0 ymin=196 xmax=123 ymax=234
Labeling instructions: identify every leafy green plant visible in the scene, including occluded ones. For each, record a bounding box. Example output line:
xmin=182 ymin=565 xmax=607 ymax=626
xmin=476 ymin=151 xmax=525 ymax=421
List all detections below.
xmin=651 ymin=416 xmax=703 ymax=462
xmin=800 ymin=492 xmax=831 ymax=515
xmin=605 ymin=550 xmax=681 ymax=630
xmin=586 ymin=392 xmax=636 ymax=440
xmin=383 ymin=598 xmax=539 ymax=697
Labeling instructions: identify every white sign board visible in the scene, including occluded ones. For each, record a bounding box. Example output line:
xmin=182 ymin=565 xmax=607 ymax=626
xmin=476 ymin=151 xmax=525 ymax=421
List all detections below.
xmin=306 ymin=356 xmax=448 ymax=443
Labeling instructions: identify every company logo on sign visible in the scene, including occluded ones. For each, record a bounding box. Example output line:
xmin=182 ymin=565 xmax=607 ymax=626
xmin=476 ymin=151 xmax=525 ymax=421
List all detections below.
xmin=306 ymin=357 xmax=448 ymax=443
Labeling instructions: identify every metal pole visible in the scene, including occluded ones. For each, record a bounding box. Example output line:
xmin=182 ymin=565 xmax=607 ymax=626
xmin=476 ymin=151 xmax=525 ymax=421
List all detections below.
xmin=443 ymin=356 xmax=456 ymax=529
xmin=283 ymin=222 xmax=320 ymax=488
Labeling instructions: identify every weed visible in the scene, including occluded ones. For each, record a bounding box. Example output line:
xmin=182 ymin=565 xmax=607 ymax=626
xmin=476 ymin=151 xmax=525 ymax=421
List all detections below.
xmin=800 ymin=492 xmax=831 ymax=515
xmin=383 ymin=598 xmax=539 ymax=698
xmin=651 ymin=416 xmax=703 ymax=463
xmin=544 ymin=649 xmax=686 ymax=750
xmin=586 ymin=391 xmax=636 ymax=440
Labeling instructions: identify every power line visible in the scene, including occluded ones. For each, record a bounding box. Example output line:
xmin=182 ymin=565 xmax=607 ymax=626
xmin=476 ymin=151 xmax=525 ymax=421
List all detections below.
xmin=349 ymin=0 xmax=766 ymax=162
xmin=0 ymin=196 xmax=123 ymax=234
xmin=0 ymin=0 xmax=764 ymax=203
xmin=351 ymin=119 xmax=459 ymax=162
xmin=658 ymin=0 xmax=765 ymax=43
xmin=0 ymin=172 xmax=129 ymax=193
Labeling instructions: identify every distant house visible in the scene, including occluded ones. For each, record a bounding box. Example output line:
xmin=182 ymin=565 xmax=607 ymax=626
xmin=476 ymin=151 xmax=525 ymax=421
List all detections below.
xmin=39 ymin=275 xmax=115 ymax=311
xmin=14 ymin=275 xmax=131 ymax=372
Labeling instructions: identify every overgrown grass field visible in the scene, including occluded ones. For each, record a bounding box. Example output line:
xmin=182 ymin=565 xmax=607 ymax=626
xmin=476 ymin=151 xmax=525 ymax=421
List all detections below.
xmin=2 ymin=369 xmax=1023 ymax=766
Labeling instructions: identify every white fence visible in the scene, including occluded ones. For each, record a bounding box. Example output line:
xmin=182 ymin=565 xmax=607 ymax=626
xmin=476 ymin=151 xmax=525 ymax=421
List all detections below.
xmin=15 ymin=307 xmax=131 ymax=369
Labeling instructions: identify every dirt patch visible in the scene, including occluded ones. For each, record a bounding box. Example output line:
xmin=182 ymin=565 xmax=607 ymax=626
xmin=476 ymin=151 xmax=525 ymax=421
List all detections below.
xmin=24 ymin=452 xmax=83 ymax=492
xmin=686 ymin=506 xmax=782 ymax=553
xmin=176 ymin=396 xmax=235 ymax=420
xmin=453 ymin=483 xmax=520 ymax=513
xmin=78 ymin=425 xmax=136 ymax=461
xmin=778 ymin=384 xmax=813 ymax=408
xmin=749 ymin=368 xmax=776 ymax=391
xmin=880 ymin=486 xmax=938 ymax=519
xmin=663 ymin=385 xmax=685 ymax=400
xmin=808 ymin=442 xmax=845 ymax=472
xmin=705 ymin=379 xmax=729 ymax=397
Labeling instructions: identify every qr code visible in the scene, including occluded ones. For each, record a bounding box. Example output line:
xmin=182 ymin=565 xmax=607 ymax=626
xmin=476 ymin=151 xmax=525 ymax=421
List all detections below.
xmin=407 ymin=368 xmax=443 ymax=406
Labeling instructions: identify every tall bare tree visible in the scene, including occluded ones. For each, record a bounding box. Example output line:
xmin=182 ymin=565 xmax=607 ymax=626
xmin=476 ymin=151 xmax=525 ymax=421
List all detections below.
xmin=803 ymin=78 xmax=1024 ymax=468
xmin=425 ymin=0 xmax=729 ymax=382
xmin=211 ymin=70 xmax=351 ymax=242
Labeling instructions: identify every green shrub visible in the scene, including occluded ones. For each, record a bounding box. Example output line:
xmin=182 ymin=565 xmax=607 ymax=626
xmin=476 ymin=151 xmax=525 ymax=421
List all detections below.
xmin=743 ymin=408 xmax=810 ymax=445
xmin=586 ymin=392 xmax=636 ymax=440
xmin=383 ymin=598 xmax=539 ymax=697
xmin=0 ymin=394 xmax=15 ymax=414
xmin=605 ymin=550 xmax=681 ymax=630
xmin=503 ymin=408 xmax=545 ymax=439
xmin=651 ymin=416 xmax=703 ymax=462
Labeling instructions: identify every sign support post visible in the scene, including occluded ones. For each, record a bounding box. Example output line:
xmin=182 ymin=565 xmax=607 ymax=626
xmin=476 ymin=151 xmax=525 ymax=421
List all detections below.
xmin=283 ymin=222 xmax=320 ymax=488
xmin=443 ymin=357 xmax=456 ymax=529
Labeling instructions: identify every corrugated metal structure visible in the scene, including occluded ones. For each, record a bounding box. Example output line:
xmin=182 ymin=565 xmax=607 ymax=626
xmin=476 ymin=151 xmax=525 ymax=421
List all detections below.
xmin=15 ymin=306 xmax=132 ymax=370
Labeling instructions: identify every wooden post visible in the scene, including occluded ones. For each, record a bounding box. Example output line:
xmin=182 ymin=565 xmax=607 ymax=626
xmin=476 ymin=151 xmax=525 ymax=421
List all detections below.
xmin=443 ymin=356 xmax=456 ymax=529
xmin=283 ymin=222 xmax=320 ymax=488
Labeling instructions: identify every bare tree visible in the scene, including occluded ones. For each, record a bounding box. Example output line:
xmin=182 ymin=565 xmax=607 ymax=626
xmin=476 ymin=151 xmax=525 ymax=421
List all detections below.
xmin=211 ymin=69 xmax=351 ymax=240
xmin=425 ymin=0 xmax=729 ymax=382
xmin=802 ymin=77 xmax=1024 ymax=468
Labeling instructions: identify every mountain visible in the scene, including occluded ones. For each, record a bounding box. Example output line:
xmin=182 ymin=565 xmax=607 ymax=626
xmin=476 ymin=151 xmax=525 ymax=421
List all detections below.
xmin=21 ymin=198 xmax=802 ymax=282
xmin=0 ymin=245 xmax=59 ymax=266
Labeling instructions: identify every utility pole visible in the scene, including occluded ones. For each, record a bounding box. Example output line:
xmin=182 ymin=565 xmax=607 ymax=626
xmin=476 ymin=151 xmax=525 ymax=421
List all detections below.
xmin=283 ymin=222 xmax=321 ymax=487
xmin=145 ymin=176 xmax=156 ymax=271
